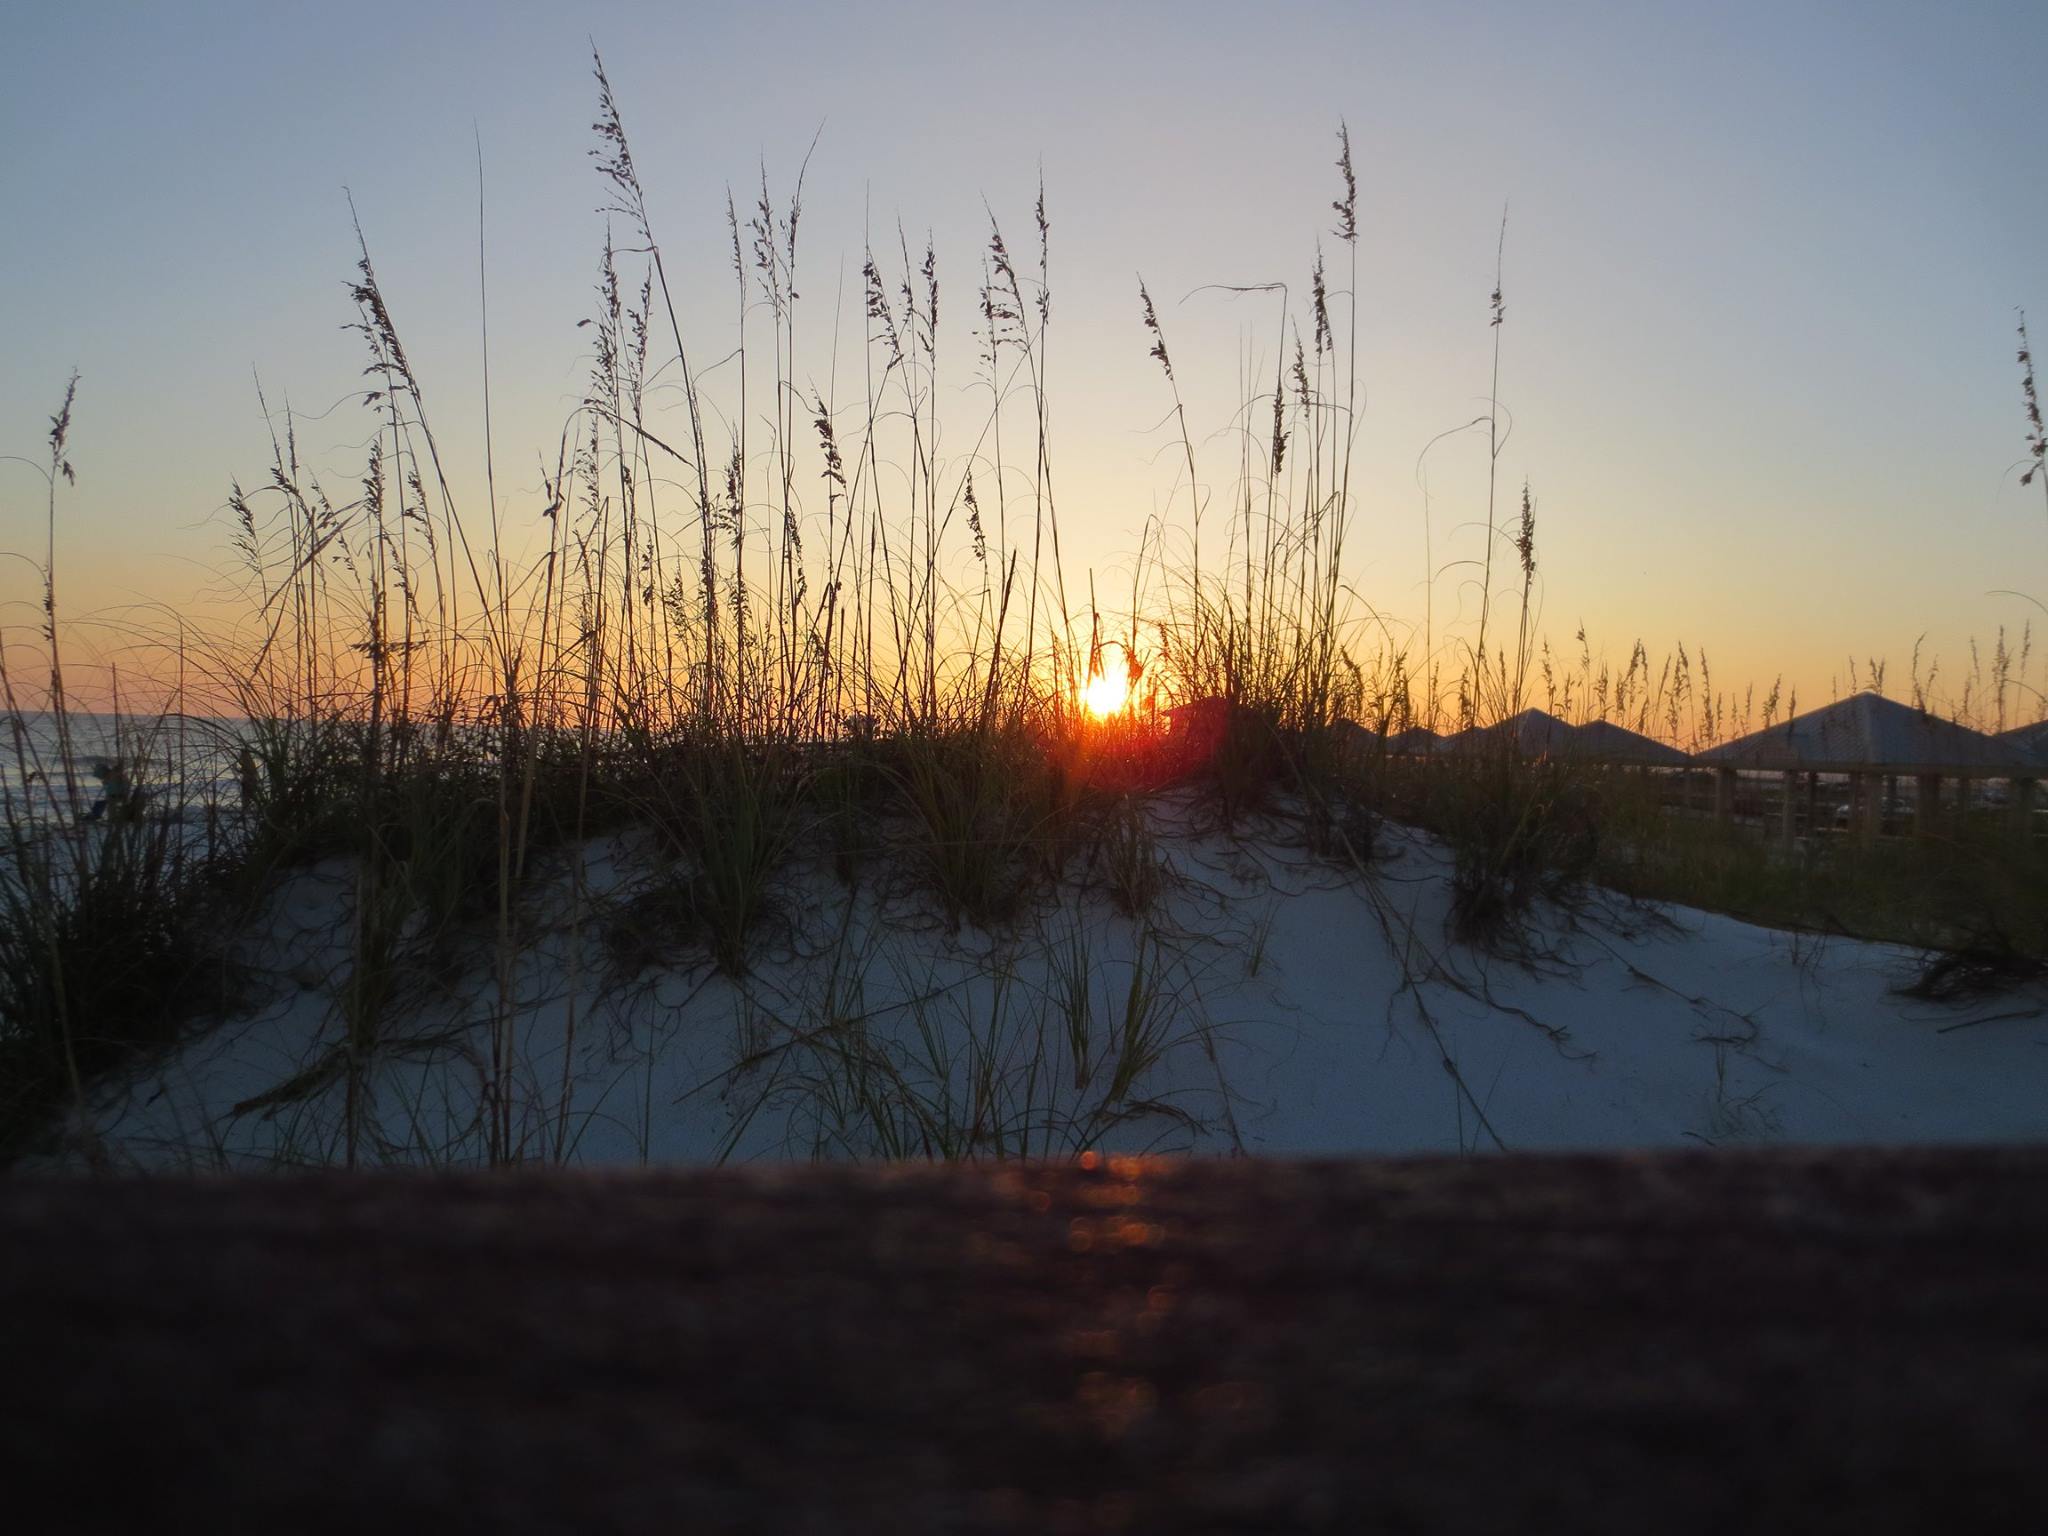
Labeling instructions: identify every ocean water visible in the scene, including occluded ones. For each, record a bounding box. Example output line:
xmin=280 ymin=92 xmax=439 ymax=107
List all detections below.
xmin=0 ymin=711 xmax=248 ymax=830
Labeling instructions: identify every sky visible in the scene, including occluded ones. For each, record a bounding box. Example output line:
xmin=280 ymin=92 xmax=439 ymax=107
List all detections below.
xmin=2 ymin=0 xmax=2045 ymax=721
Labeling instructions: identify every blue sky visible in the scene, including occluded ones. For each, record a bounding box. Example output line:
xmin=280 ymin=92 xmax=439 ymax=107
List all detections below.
xmin=3 ymin=0 xmax=2044 ymax=714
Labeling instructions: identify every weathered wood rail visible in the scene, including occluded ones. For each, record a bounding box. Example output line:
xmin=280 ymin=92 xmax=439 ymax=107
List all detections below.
xmin=5 ymin=1147 xmax=2046 ymax=1532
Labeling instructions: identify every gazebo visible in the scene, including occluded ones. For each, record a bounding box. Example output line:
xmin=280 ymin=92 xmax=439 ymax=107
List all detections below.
xmin=1442 ymin=709 xmax=1692 ymax=768
xmin=1440 ymin=708 xmax=1578 ymax=759
xmin=1571 ymin=719 xmax=1693 ymax=767
xmin=1328 ymin=717 xmax=1421 ymax=759
xmin=1327 ymin=719 xmax=1445 ymax=764
xmin=1383 ymin=725 xmax=1442 ymax=756
xmin=1697 ymin=691 xmax=2036 ymax=842
xmin=1997 ymin=719 xmax=2048 ymax=769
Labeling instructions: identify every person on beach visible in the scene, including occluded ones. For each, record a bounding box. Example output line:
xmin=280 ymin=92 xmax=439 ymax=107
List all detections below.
xmin=83 ymin=757 xmax=143 ymax=823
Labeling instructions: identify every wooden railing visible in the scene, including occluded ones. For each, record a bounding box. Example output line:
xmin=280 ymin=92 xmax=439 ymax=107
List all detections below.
xmin=4 ymin=1146 xmax=2044 ymax=1531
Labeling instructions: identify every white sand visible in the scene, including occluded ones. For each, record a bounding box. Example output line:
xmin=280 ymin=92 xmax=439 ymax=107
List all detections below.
xmin=76 ymin=803 xmax=2048 ymax=1168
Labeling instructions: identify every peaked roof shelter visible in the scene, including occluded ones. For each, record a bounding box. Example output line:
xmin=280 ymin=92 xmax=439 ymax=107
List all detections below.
xmin=1383 ymin=725 xmax=1442 ymax=756
xmin=1325 ymin=719 xmax=1443 ymax=761
xmin=1571 ymin=719 xmax=1694 ymax=767
xmin=1698 ymin=691 xmax=2034 ymax=777
xmin=1996 ymin=720 xmax=2048 ymax=770
xmin=1440 ymin=709 xmax=1578 ymax=759
xmin=1441 ymin=708 xmax=1692 ymax=766
xmin=1697 ymin=692 xmax=2038 ymax=842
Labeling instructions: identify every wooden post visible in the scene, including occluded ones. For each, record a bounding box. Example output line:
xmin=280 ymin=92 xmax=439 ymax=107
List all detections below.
xmin=2015 ymin=778 xmax=2039 ymax=841
xmin=1713 ymin=767 xmax=1736 ymax=825
xmin=1851 ymin=771 xmax=1880 ymax=842
xmin=1915 ymin=774 xmax=1942 ymax=840
xmin=1806 ymin=772 xmax=1820 ymax=836
xmin=1780 ymin=771 xmax=1798 ymax=846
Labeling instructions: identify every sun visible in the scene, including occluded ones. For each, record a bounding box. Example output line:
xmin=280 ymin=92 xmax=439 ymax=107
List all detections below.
xmin=1083 ymin=669 xmax=1130 ymax=719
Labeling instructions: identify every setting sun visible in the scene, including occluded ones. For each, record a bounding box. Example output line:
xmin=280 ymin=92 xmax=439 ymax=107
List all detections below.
xmin=1083 ymin=670 xmax=1130 ymax=718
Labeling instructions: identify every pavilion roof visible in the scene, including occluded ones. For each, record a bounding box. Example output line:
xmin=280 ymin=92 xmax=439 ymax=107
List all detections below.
xmin=1441 ymin=709 xmax=1691 ymax=765
xmin=1996 ymin=720 xmax=2048 ymax=770
xmin=1571 ymin=719 xmax=1693 ymax=767
xmin=1698 ymin=692 xmax=2029 ymax=775
xmin=1441 ymin=708 xmax=1576 ymax=758
xmin=1383 ymin=725 xmax=1443 ymax=755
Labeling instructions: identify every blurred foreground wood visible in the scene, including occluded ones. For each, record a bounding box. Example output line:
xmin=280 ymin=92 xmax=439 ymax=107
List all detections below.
xmin=4 ymin=1147 xmax=2046 ymax=1533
